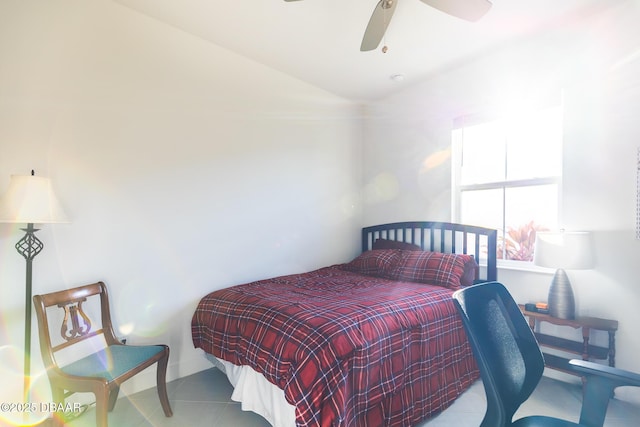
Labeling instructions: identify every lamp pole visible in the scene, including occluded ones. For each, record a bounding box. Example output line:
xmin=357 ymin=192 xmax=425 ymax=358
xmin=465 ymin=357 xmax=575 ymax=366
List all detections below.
xmin=15 ymin=222 xmax=43 ymax=403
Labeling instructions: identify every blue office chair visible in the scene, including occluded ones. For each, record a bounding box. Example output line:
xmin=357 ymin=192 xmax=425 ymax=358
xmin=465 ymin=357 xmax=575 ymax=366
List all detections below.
xmin=452 ymin=281 xmax=640 ymax=427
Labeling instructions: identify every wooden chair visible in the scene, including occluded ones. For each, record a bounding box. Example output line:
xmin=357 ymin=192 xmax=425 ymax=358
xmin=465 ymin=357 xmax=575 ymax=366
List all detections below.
xmin=33 ymin=281 xmax=173 ymax=427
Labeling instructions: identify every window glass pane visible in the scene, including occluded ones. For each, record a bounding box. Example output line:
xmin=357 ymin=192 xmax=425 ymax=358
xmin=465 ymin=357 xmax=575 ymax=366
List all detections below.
xmin=460 ymin=188 xmax=504 ymax=232
xmin=502 ymin=184 xmax=558 ymax=261
xmin=460 ymin=119 xmax=505 ymax=185
xmin=460 ymin=188 xmax=504 ymax=260
xmin=506 ymin=106 xmax=563 ymax=180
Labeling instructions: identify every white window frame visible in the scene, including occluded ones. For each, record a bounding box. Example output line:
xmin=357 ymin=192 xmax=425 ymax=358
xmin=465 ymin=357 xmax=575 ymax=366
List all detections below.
xmin=451 ymin=103 xmax=563 ymax=269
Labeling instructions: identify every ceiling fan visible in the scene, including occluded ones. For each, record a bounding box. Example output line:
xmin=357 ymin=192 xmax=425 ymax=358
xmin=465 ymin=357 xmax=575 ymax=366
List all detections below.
xmin=284 ymin=0 xmax=492 ymax=52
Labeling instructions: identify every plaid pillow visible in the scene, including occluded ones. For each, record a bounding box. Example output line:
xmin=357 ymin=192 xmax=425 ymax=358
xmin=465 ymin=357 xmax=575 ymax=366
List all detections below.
xmin=341 ymin=249 xmax=400 ymax=277
xmin=388 ymin=250 xmax=476 ymax=289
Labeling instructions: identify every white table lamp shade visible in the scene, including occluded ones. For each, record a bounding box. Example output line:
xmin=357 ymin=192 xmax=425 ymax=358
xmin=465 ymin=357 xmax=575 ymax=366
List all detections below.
xmin=0 ymin=174 xmax=69 ymax=224
xmin=533 ymin=231 xmax=594 ymax=270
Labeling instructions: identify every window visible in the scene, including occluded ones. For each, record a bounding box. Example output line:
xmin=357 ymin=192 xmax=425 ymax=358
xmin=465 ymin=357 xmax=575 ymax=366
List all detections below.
xmin=452 ymin=103 xmax=563 ymax=263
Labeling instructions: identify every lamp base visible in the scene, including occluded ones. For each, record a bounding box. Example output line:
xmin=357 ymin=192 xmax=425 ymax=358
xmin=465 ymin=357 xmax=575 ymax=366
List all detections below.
xmin=548 ymin=268 xmax=575 ymax=319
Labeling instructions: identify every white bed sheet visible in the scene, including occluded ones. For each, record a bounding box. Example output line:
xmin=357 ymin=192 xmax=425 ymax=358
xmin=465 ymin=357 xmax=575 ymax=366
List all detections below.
xmin=205 ymin=354 xmax=296 ymax=427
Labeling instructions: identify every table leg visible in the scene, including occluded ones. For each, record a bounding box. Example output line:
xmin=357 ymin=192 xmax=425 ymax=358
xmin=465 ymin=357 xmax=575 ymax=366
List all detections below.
xmin=608 ymin=331 xmax=616 ymax=367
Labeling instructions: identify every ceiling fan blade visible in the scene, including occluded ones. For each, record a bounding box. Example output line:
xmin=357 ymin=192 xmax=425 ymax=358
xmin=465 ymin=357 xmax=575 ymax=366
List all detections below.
xmin=361 ymin=0 xmax=398 ymax=52
xmin=419 ymin=0 xmax=492 ymax=22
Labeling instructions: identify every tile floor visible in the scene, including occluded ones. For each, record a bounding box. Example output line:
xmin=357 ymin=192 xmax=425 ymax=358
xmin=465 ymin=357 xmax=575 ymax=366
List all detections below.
xmin=61 ymin=368 xmax=640 ymax=426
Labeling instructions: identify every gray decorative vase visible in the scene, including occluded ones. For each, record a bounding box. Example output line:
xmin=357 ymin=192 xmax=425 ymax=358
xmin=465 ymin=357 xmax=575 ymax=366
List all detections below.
xmin=548 ymin=268 xmax=575 ymax=319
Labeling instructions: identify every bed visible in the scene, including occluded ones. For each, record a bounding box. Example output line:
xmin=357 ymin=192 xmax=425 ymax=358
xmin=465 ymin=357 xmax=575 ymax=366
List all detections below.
xmin=192 ymin=221 xmax=497 ymax=427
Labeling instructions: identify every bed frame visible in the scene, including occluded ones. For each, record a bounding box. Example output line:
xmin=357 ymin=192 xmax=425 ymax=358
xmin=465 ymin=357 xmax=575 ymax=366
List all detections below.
xmin=362 ymin=221 xmax=498 ymax=282
xmin=193 ymin=221 xmax=498 ymax=427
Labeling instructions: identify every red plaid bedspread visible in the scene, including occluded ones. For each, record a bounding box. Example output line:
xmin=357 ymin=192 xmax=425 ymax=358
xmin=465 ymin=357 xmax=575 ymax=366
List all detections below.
xmin=191 ymin=266 xmax=478 ymax=427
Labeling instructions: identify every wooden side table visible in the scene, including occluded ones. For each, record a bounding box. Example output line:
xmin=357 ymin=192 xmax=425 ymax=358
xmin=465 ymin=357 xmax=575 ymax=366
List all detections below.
xmin=518 ymin=305 xmax=618 ymax=375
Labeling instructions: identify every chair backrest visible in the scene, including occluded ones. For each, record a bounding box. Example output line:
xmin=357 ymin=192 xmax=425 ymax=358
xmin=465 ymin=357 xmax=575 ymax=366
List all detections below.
xmin=453 ymin=282 xmax=545 ymax=427
xmin=33 ymin=282 xmax=119 ymax=370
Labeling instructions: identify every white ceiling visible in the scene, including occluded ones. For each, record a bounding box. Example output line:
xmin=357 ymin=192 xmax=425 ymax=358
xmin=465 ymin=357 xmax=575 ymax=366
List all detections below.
xmin=114 ymin=0 xmax=610 ymax=102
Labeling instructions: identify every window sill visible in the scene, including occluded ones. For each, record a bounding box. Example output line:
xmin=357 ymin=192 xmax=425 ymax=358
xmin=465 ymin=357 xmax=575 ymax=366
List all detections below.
xmin=497 ymin=260 xmax=555 ymax=275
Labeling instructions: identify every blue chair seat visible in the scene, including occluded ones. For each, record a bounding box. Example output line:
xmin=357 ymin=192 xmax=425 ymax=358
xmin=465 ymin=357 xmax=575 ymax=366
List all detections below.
xmin=513 ymin=416 xmax=581 ymax=427
xmin=61 ymin=345 xmax=165 ymax=381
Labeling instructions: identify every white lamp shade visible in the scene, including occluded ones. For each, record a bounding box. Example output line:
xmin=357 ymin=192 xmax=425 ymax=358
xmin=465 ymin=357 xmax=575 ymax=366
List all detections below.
xmin=0 ymin=174 xmax=69 ymax=224
xmin=533 ymin=231 xmax=594 ymax=270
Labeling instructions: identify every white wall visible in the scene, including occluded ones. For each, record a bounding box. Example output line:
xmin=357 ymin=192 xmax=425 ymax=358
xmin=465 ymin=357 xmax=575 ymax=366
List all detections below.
xmin=0 ymin=0 xmax=363 ymax=407
xmin=364 ymin=0 xmax=640 ymax=401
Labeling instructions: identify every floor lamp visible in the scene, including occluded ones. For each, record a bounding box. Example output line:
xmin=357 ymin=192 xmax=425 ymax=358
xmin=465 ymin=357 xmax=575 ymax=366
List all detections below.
xmin=0 ymin=171 xmax=68 ymax=406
